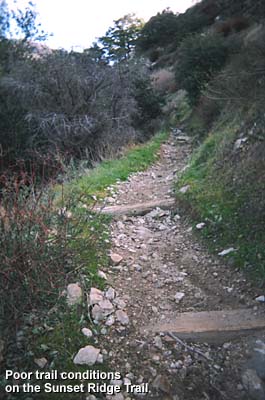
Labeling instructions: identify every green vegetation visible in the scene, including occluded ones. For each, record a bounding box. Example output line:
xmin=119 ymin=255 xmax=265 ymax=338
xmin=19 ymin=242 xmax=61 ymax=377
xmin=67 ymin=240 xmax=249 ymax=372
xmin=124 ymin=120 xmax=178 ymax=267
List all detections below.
xmin=176 ymin=120 xmax=265 ymax=282
xmin=62 ymin=131 xmax=168 ymax=204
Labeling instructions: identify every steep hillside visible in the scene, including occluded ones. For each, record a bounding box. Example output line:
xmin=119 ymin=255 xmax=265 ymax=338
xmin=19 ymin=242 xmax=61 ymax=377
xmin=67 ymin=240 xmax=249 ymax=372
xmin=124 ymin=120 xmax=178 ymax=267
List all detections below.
xmin=136 ymin=0 xmax=265 ymax=281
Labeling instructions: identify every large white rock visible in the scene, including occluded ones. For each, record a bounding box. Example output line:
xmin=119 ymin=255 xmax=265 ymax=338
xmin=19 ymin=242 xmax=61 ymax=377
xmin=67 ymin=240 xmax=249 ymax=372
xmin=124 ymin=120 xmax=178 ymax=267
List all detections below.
xmin=73 ymin=345 xmax=100 ymax=366
xmin=66 ymin=283 xmax=82 ymax=306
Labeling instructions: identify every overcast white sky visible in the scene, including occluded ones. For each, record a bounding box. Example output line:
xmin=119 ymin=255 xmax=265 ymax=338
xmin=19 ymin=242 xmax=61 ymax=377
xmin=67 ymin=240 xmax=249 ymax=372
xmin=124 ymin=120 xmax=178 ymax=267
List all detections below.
xmin=8 ymin=0 xmax=195 ymax=50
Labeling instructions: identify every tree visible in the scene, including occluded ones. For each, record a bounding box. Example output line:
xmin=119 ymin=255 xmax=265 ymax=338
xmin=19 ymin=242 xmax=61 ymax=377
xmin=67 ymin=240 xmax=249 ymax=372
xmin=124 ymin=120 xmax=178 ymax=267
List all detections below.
xmin=98 ymin=14 xmax=143 ymax=62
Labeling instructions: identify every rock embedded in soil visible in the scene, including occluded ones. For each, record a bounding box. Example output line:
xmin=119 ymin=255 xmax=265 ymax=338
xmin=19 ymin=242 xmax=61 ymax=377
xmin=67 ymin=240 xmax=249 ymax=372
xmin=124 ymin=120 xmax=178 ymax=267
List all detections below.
xmin=66 ymin=283 xmax=82 ymax=306
xmin=73 ymin=345 xmax=100 ymax=366
xmin=34 ymin=357 xmax=48 ymax=369
xmin=116 ymin=310 xmax=129 ymax=325
xmin=175 ymin=292 xmax=185 ymax=303
xmin=110 ymin=253 xmax=124 ymax=265
xmin=82 ymin=328 xmax=93 ymax=338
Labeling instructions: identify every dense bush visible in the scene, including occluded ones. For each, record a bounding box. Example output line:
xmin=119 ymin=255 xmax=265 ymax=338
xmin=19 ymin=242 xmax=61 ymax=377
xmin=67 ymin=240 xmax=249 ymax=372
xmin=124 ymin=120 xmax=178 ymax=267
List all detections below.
xmin=175 ymin=33 xmax=229 ymax=106
xmin=206 ymin=25 xmax=265 ymax=116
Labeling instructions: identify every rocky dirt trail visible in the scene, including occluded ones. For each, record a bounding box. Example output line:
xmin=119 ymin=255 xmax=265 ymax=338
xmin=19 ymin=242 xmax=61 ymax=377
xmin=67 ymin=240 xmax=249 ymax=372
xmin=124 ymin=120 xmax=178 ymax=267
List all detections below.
xmin=89 ymin=138 xmax=265 ymax=400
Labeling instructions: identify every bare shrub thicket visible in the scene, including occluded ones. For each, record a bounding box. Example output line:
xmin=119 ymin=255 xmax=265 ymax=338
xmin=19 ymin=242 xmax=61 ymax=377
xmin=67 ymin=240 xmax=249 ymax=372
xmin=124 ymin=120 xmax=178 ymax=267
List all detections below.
xmin=0 ymin=47 xmax=163 ymax=179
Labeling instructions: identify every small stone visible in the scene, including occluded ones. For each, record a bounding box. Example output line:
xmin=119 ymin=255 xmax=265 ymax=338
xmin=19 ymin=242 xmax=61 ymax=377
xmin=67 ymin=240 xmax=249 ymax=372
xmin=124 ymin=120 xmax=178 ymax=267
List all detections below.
xmin=154 ymin=336 xmax=163 ymax=349
xmin=92 ymin=305 xmax=106 ymax=322
xmin=66 ymin=283 xmax=82 ymax=306
xmin=89 ymin=288 xmax=104 ymax=305
xmin=82 ymin=328 xmax=93 ymax=338
xmin=34 ymin=358 xmax=48 ymax=369
xmin=105 ymin=315 xmax=115 ymax=326
xmin=242 ymin=369 xmax=265 ymax=400
xmin=86 ymin=395 xmax=97 ymax=400
xmin=98 ymin=270 xmax=107 ymax=280
xmin=218 ymin=248 xmax=236 ymax=256
xmin=113 ymin=298 xmax=126 ymax=309
xmin=99 ymin=299 xmax=114 ymax=313
xmin=110 ymin=253 xmax=123 ymax=265
xmin=175 ymin=292 xmax=185 ymax=303
xmin=105 ymin=287 xmax=116 ymax=300
xmin=179 ymin=185 xmax=190 ymax=194
xmin=73 ymin=345 xmax=100 ymax=366
xmin=255 ymin=296 xmax=265 ymax=303
xmin=196 ymin=222 xmax=205 ymax=230
xmin=116 ymin=310 xmax=129 ymax=325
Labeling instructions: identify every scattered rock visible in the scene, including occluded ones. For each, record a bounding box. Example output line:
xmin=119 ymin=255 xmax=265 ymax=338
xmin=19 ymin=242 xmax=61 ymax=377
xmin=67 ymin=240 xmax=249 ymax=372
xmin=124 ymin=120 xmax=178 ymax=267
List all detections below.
xmin=34 ymin=358 xmax=48 ymax=369
xmin=66 ymin=283 xmax=82 ymax=306
xmin=105 ymin=315 xmax=115 ymax=326
xmin=116 ymin=310 xmax=129 ymax=325
xmin=110 ymin=253 xmax=123 ymax=265
xmin=255 ymin=296 xmax=265 ymax=303
xmin=113 ymin=298 xmax=126 ymax=309
xmin=73 ymin=345 xmax=100 ymax=366
xmin=86 ymin=395 xmax=97 ymax=400
xmin=234 ymin=137 xmax=247 ymax=151
xmin=82 ymin=328 xmax=93 ymax=338
xmin=218 ymin=248 xmax=236 ymax=256
xmin=105 ymin=287 xmax=116 ymax=300
xmin=242 ymin=369 xmax=265 ymax=400
xmin=154 ymin=336 xmax=163 ymax=349
xmin=179 ymin=185 xmax=190 ymax=194
xmin=175 ymin=292 xmax=185 ymax=303
xmin=196 ymin=222 xmax=205 ymax=230
xmin=89 ymin=288 xmax=104 ymax=305
xmin=98 ymin=299 xmax=114 ymax=313
xmin=97 ymin=270 xmax=107 ymax=280
xmin=92 ymin=303 xmax=112 ymax=322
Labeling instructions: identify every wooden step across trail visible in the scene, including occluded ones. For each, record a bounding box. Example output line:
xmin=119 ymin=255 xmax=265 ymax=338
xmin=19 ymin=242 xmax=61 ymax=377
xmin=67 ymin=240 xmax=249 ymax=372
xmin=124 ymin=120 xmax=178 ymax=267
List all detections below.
xmin=97 ymin=198 xmax=176 ymax=216
xmin=142 ymin=309 xmax=265 ymax=343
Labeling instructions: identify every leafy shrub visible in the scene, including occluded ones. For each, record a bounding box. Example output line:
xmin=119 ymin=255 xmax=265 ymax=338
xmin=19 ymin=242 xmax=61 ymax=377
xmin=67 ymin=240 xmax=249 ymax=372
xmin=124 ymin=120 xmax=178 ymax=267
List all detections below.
xmin=175 ymin=33 xmax=229 ymax=106
xmin=132 ymin=76 xmax=163 ymax=138
xmin=137 ymin=10 xmax=180 ymax=52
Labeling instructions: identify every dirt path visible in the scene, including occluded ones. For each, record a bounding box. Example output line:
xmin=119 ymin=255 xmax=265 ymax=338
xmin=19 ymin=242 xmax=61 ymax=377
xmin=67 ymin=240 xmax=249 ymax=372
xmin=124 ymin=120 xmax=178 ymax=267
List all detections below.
xmin=94 ymin=138 xmax=265 ymax=400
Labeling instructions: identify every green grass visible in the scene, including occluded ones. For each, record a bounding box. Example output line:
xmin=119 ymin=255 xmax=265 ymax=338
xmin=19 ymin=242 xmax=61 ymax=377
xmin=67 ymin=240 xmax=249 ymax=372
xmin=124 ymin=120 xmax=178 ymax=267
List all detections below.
xmin=59 ymin=131 xmax=168 ymax=205
xmin=176 ymin=122 xmax=265 ymax=284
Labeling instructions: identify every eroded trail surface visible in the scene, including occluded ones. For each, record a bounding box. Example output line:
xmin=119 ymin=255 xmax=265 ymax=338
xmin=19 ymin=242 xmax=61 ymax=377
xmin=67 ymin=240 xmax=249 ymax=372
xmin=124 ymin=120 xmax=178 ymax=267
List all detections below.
xmin=96 ymin=139 xmax=265 ymax=400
